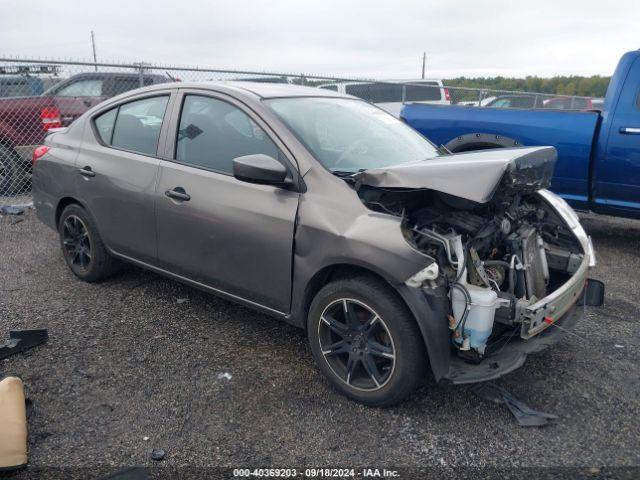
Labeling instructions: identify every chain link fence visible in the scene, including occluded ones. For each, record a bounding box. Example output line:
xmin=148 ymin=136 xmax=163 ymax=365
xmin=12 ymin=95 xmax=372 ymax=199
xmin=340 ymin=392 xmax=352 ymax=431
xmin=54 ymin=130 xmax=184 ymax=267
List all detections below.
xmin=0 ymin=57 xmax=598 ymax=202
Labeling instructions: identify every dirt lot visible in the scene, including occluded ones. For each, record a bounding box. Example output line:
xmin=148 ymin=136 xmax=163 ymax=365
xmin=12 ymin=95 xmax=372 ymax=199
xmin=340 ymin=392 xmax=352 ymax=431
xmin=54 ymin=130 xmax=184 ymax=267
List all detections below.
xmin=1 ymin=208 xmax=639 ymax=475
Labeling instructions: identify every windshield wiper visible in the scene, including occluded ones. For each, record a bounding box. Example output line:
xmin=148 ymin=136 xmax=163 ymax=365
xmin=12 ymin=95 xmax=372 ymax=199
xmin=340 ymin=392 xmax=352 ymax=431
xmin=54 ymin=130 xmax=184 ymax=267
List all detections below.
xmin=331 ymin=170 xmax=357 ymax=177
xmin=331 ymin=169 xmax=366 ymax=178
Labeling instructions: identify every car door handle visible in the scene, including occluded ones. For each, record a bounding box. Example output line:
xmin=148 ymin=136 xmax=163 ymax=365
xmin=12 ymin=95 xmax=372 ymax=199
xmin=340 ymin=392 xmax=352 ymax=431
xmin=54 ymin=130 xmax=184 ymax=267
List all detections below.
xmin=620 ymin=127 xmax=640 ymax=134
xmin=78 ymin=166 xmax=95 ymax=178
xmin=165 ymin=187 xmax=191 ymax=201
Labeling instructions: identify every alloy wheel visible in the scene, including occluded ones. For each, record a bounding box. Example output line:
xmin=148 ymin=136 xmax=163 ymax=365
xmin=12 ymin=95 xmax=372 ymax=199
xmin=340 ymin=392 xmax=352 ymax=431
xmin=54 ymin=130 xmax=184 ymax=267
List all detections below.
xmin=318 ymin=298 xmax=396 ymax=391
xmin=62 ymin=215 xmax=92 ymax=270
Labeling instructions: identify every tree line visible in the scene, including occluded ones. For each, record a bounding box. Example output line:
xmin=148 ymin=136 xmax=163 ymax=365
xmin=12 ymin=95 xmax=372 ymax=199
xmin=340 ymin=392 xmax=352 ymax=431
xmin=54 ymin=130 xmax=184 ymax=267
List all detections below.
xmin=444 ymin=75 xmax=611 ymax=98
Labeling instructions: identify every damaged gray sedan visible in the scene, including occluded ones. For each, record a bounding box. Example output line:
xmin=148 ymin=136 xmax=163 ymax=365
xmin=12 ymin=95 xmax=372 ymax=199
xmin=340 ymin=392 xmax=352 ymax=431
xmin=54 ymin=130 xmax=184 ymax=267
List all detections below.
xmin=32 ymin=83 xmax=603 ymax=406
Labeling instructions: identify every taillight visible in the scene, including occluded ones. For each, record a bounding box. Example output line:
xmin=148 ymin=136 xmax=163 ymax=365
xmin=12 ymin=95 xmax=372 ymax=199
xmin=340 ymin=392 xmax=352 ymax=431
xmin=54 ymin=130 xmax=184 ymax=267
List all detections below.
xmin=444 ymin=88 xmax=451 ymax=102
xmin=32 ymin=145 xmax=50 ymax=165
xmin=40 ymin=107 xmax=61 ymax=131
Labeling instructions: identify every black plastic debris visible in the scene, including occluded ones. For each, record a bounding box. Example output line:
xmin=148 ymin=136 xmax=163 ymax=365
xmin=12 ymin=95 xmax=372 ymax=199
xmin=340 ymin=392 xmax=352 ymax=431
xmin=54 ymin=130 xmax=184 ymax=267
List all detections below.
xmin=150 ymin=448 xmax=166 ymax=461
xmin=472 ymin=381 xmax=558 ymax=427
xmin=0 ymin=330 xmax=48 ymax=361
xmin=99 ymin=467 xmax=149 ymax=480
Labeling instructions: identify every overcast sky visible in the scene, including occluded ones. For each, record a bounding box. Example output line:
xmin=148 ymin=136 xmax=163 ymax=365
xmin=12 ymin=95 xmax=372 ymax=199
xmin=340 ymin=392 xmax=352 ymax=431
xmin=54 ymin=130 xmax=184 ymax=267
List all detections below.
xmin=1 ymin=0 xmax=637 ymax=79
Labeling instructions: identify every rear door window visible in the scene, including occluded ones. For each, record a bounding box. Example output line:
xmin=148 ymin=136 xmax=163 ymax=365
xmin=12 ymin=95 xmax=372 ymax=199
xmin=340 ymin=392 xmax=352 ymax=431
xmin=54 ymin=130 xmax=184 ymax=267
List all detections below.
xmin=96 ymin=95 xmax=169 ymax=156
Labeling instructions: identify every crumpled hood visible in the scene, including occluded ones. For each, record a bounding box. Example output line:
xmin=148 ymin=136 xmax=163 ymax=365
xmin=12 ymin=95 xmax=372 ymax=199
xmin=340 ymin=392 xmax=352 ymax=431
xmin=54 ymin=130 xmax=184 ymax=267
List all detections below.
xmin=355 ymin=146 xmax=557 ymax=203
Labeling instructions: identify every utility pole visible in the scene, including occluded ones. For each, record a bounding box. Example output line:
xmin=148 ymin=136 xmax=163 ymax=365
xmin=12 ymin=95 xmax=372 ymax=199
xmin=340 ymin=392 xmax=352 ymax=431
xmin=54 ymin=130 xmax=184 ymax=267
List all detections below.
xmin=421 ymin=52 xmax=426 ymax=79
xmin=91 ymin=31 xmax=97 ymax=71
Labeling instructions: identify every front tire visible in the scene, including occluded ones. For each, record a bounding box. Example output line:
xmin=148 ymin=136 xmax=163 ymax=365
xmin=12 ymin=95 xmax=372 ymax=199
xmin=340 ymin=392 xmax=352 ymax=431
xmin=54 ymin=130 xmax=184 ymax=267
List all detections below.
xmin=58 ymin=204 xmax=121 ymax=282
xmin=307 ymin=275 xmax=428 ymax=406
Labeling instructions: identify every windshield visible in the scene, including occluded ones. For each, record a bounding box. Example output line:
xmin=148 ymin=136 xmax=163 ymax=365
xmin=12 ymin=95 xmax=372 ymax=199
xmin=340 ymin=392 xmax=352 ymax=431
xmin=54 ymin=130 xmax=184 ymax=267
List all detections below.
xmin=267 ymin=97 xmax=439 ymax=173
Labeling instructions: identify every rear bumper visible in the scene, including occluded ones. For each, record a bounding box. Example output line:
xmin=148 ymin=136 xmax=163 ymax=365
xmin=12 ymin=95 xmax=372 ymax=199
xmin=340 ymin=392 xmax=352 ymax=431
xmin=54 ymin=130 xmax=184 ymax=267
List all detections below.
xmin=442 ymin=303 xmax=582 ymax=384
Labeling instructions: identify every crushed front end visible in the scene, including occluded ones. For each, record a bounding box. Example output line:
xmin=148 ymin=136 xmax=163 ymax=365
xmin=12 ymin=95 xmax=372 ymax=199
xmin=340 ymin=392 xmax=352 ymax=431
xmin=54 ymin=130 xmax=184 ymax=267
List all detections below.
xmin=356 ymin=147 xmax=602 ymax=383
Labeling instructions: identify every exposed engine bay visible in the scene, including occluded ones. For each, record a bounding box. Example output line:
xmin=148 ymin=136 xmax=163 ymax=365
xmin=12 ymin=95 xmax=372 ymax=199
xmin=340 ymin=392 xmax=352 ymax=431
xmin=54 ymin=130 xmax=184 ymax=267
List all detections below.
xmin=357 ymin=185 xmax=586 ymax=362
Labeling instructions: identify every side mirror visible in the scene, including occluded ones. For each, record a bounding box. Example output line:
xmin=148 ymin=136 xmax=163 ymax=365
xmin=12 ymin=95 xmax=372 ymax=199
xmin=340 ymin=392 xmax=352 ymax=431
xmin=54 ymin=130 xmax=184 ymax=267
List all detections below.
xmin=232 ymin=154 xmax=289 ymax=186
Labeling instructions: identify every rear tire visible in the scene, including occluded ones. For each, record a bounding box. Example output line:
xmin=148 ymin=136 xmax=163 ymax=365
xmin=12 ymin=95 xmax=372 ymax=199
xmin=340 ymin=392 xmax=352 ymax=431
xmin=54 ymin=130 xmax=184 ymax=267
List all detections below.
xmin=58 ymin=204 xmax=122 ymax=282
xmin=307 ymin=275 xmax=428 ymax=407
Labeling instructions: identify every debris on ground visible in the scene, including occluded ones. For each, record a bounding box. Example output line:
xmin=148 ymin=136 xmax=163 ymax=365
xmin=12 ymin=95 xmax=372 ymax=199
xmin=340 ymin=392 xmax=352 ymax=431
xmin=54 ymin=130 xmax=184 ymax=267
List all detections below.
xmin=0 ymin=203 xmax=33 ymax=216
xmin=614 ymin=344 xmax=625 ymax=349
xmin=471 ymin=381 xmax=558 ymax=427
xmin=0 ymin=329 xmax=48 ymax=361
xmin=0 ymin=377 xmax=28 ymax=470
xmin=176 ymin=297 xmax=189 ymax=304
xmin=99 ymin=467 xmax=149 ymax=480
xmin=150 ymin=448 xmax=165 ymax=461
xmin=217 ymin=372 xmax=232 ymax=381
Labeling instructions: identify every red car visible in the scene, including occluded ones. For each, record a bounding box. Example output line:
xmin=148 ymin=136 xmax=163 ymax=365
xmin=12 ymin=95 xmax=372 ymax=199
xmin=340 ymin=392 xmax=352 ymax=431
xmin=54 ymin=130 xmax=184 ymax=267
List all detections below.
xmin=0 ymin=72 xmax=169 ymax=194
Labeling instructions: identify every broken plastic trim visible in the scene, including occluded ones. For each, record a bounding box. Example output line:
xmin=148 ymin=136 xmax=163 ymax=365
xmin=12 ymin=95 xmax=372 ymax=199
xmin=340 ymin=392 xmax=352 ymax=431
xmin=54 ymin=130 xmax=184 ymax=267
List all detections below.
xmin=405 ymin=262 xmax=439 ymax=287
xmin=0 ymin=330 xmax=48 ymax=360
xmin=472 ymin=381 xmax=558 ymax=427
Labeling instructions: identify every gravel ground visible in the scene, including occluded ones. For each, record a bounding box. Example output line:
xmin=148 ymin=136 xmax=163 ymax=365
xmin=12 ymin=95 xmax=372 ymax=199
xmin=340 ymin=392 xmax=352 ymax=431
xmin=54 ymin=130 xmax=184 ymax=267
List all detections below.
xmin=0 ymin=208 xmax=639 ymax=474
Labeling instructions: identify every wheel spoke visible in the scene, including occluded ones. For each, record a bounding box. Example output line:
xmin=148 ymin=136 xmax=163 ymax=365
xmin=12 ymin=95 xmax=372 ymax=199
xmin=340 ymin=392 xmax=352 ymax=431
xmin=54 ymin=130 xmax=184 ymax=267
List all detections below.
xmin=321 ymin=313 xmax=349 ymax=338
xmin=345 ymin=355 xmax=359 ymax=385
xmin=81 ymin=251 xmax=92 ymax=266
xmin=343 ymin=300 xmax=361 ymax=329
xmin=362 ymin=354 xmax=382 ymax=388
xmin=367 ymin=339 xmax=395 ymax=359
xmin=364 ymin=314 xmax=379 ymax=332
xmin=70 ymin=217 xmax=80 ymax=236
xmin=322 ymin=340 xmax=349 ymax=357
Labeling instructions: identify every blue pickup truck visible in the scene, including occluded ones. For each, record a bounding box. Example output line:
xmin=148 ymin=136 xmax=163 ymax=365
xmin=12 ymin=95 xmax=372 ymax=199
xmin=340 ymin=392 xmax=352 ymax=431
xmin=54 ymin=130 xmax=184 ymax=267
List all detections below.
xmin=401 ymin=50 xmax=640 ymax=219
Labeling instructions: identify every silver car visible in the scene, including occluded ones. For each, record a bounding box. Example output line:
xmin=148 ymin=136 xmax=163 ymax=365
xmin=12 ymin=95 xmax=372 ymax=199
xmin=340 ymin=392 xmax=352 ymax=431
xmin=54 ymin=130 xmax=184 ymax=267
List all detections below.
xmin=32 ymin=82 xmax=602 ymax=406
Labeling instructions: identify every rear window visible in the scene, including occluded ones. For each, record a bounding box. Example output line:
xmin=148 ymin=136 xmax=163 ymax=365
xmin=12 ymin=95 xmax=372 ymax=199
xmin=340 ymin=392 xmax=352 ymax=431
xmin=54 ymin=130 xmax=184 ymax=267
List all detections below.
xmin=345 ymin=83 xmax=403 ymax=103
xmin=404 ymin=82 xmax=441 ymax=101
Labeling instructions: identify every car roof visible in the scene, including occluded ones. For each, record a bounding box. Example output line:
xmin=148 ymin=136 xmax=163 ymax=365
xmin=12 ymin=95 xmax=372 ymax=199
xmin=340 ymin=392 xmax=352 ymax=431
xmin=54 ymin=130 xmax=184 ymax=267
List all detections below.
xmin=134 ymin=81 xmax=349 ymax=99
xmin=318 ymin=79 xmax=443 ymax=86
xmin=69 ymin=72 xmax=166 ymax=79
xmin=215 ymin=81 xmax=346 ymax=99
